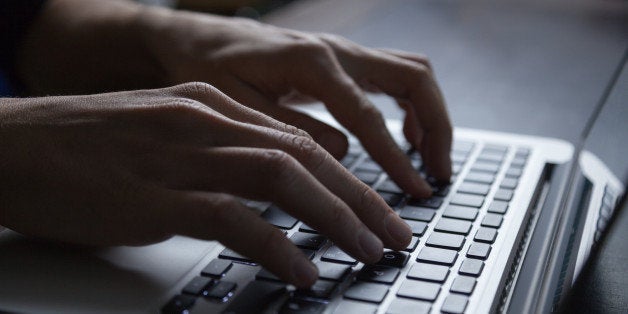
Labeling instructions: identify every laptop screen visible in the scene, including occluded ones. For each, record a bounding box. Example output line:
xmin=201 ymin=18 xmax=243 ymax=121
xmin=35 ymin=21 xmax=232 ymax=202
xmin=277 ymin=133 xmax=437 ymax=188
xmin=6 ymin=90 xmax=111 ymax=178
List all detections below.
xmin=581 ymin=49 xmax=628 ymax=181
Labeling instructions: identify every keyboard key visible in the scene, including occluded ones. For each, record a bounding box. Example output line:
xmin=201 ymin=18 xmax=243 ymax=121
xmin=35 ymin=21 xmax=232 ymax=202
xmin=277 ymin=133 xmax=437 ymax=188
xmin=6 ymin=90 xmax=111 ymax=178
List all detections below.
xmin=162 ymin=295 xmax=196 ymax=314
xmin=452 ymin=140 xmax=475 ymax=153
xmin=295 ymin=280 xmax=338 ymax=299
xmin=303 ymin=248 xmax=319 ymax=260
xmin=505 ymin=167 xmax=523 ymax=178
xmin=280 ymin=298 xmax=325 ymax=314
xmin=515 ymin=147 xmax=530 ymax=156
xmin=377 ymin=180 xmax=403 ymax=194
xmin=450 ymin=193 xmax=485 ymax=208
xmin=477 ymin=152 xmax=505 ymax=164
xmin=441 ymin=294 xmax=469 ymax=314
xmin=457 ymin=182 xmax=491 ymax=196
xmin=262 ymin=205 xmax=298 ymax=230
xmin=322 ymin=245 xmax=357 ymax=265
xmin=290 ymin=232 xmax=327 ymax=250
xmin=417 ymin=247 xmax=458 ymax=266
xmin=316 ymin=262 xmax=351 ymax=282
xmin=450 ymin=276 xmax=476 ymax=295
xmin=207 ymin=281 xmax=237 ymax=299
xmin=432 ymin=183 xmax=451 ymax=197
xmin=357 ymin=160 xmax=382 ymax=173
xmin=344 ymin=282 xmax=389 ymax=303
xmin=511 ymin=157 xmax=527 ymax=167
xmin=399 ymin=206 xmax=435 ymax=222
xmin=488 ymin=201 xmax=509 ymax=214
xmin=386 ymin=298 xmax=431 ymax=314
xmin=471 ymin=162 xmax=501 ymax=174
xmin=475 ymin=227 xmax=498 ymax=243
xmin=434 ymin=218 xmax=473 ymax=235
xmin=182 ymin=276 xmax=213 ymax=296
xmin=224 ymin=281 xmax=284 ymax=313
xmin=426 ymin=232 xmax=466 ymax=250
xmin=464 ymin=172 xmax=495 ymax=184
xmin=482 ymin=213 xmax=504 ymax=228
xmin=299 ymin=223 xmax=318 ymax=234
xmin=404 ymin=220 xmax=428 ymax=236
xmin=442 ymin=205 xmax=478 ymax=221
xmin=407 ymin=196 xmax=444 ymax=209
xmin=354 ymin=171 xmax=380 ymax=185
xmin=396 ymin=279 xmax=441 ymax=301
xmin=357 ymin=265 xmax=400 ymax=284
xmin=483 ymin=144 xmax=508 ymax=154
xmin=298 ymin=247 xmax=315 ymax=258
xmin=451 ymin=152 xmax=468 ymax=164
xmin=467 ymin=243 xmax=492 ymax=260
xmin=494 ymin=188 xmax=514 ymax=201
xmin=500 ymin=178 xmax=519 ymax=189
xmin=404 ymin=236 xmax=420 ymax=252
xmin=256 ymin=268 xmax=282 ymax=282
xmin=219 ymin=248 xmax=255 ymax=264
xmin=452 ymin=163 xmax=463 ymax=175
xmin=333 ymin=300 xmax=378 ymax=314
xmin=201 ymin=259 xmax=232 ymax=278
xmin=378 ymin=191 xmax=403 ymax=207
xmin=459 ymin=259 xmax=484 ymax=277
xmin=506 ymin=167 xmax=523 ymax=179
xmin=407 ymin=263 xmax=450 ymax=283
xmin=378 ymin=250 xmax=410 ymax=268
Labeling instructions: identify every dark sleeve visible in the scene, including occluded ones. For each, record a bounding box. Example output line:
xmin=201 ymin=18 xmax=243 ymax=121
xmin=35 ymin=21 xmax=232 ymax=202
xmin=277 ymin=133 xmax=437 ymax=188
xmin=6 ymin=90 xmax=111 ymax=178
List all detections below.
xmin=0 ymin=0 xmax=47 ymax=96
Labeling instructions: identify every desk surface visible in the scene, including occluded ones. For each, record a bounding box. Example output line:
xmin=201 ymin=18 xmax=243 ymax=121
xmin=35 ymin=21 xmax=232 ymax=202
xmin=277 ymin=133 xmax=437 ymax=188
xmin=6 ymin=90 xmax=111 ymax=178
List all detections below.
xmin=264 ymin=0 xmax=628 ymax=144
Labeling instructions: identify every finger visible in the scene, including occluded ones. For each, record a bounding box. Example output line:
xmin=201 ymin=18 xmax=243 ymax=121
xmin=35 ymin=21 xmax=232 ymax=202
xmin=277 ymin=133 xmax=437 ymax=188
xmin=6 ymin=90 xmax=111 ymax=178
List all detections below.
xmin=188 ymin=122 xmax=413 ymax=251
xmin=217 ymin=77 xmax=349 ymax=159
xmin=397 ymin=98 xmax=424 ymax=151
xmin=325 ymin=41 xmax=453 ymax=180
xmin=282 ymin=49 xmax=432 ymax=197
xmin=375 ymin=48 xmax=433 ymax=70
xmin=159 ymin=147 xmax=386 ymax=264
xmin=166 ymin=191 xmax=317 ymax=288
xmin=164 ymin=82 xmax=312 ymax=140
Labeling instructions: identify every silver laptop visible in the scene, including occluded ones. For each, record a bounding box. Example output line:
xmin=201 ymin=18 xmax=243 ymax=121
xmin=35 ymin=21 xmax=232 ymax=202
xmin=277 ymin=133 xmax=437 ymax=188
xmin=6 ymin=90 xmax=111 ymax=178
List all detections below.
xmin=0 ymin=53 xmax=626 ymax=314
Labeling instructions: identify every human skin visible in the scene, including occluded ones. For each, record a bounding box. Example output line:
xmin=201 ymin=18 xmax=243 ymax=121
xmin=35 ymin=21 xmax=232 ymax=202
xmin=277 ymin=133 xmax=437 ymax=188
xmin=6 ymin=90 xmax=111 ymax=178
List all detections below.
xmin=3 ymin=0 xmax=452 ymax=287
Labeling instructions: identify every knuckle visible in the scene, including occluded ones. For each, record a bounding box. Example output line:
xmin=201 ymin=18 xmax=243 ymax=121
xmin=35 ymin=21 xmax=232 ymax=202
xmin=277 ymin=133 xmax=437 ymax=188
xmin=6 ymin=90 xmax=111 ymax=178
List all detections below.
xmin=279 ymin=122 xmax=312 ymax=140
xmin=356 ymin=103 xmax=385 ymax=127
xmin=409 ymin=64 xmax=431 ymax=81
xmin=288 ymin=134 xmax=318 ymax=159
xmin=359 ymin=186 xmax=380 ymax=211
xmin=179 ymin=81 xmax=219 ymax=97
xmin=288 ymin=38 xmax=332 ymax=58
xmin=156 ymin=97 xmax=205 ymax=118
xmin=258 ymin=149 xmax=298 ymax=183
xmin=416 ymin=55 xmax=433 ymax=69
xmin=203 ymin=195 xmax=243 ymax=229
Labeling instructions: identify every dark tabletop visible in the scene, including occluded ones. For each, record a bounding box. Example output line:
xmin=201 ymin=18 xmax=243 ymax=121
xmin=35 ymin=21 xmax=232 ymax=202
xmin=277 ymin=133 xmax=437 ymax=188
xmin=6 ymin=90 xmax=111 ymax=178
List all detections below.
xmin=266 ymin=0 xmax=628 ymax=143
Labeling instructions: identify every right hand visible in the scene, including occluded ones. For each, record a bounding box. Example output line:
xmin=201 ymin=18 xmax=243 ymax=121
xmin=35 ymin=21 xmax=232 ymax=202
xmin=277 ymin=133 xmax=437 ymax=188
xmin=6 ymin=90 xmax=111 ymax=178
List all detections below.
xmin=0 ymin=82 xmax=412 ymax=287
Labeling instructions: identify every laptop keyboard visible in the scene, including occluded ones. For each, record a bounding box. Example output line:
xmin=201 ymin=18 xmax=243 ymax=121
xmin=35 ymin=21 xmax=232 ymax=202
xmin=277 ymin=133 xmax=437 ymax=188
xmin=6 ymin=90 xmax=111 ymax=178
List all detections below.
xmin=163 ymin=140 xmax=531 ymax=314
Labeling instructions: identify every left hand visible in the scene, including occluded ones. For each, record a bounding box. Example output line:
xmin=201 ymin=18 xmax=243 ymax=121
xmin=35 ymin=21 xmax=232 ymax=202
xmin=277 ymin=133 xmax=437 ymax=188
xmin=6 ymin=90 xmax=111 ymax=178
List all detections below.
xmin=139 ymin=10 xmax=452 ymax=197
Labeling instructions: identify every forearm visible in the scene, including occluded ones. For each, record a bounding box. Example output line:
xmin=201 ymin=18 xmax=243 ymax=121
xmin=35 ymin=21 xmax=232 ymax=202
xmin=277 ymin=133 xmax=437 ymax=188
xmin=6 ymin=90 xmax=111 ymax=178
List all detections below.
xmin=16 ymin=0 xmax=167 ymax=95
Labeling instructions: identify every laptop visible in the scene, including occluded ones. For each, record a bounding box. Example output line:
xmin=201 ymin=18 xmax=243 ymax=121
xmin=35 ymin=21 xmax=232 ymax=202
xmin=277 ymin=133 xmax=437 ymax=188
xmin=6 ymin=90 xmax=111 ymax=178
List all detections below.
xmin=0 ymin=51 xmax=625 ymax=314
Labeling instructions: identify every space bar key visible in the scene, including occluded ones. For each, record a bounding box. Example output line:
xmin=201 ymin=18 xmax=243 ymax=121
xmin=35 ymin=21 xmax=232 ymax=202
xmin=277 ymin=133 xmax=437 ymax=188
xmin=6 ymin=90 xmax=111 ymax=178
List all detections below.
xmin=223 ymin=281 xmax=286 ymax=314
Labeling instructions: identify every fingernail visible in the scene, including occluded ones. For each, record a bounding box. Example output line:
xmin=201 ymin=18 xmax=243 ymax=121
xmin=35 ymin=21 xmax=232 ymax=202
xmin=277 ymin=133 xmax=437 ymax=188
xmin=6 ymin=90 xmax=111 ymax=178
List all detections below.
xmin=358 ymin=229 xmax=383 ymax=260
xmin=292 ymin=258 xmax=318 ymax=287
xmin=385 ymin=213 xmax=412 ymax=245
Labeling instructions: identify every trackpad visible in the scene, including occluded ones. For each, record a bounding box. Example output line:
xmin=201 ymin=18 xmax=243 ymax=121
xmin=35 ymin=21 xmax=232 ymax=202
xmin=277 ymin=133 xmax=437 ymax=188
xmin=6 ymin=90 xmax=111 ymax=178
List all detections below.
xmin=0 ymin=232 xmax=217 ymax=313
